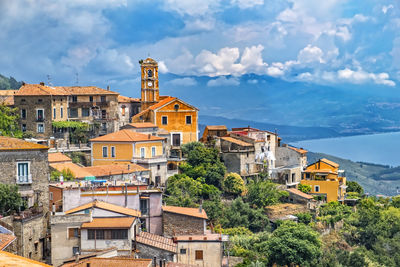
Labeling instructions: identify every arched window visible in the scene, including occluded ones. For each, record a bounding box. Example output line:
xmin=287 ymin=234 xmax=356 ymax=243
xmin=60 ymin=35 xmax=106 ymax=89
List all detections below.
xmin=147 ymin=69 xmax=153 ymax=77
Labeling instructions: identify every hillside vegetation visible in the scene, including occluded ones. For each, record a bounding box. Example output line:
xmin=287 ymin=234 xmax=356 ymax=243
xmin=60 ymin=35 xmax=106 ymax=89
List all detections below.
xmin=308 ymin=152 xmax=400 ymax=196
xmin=0 ymin=74 xmax=22 ymax=90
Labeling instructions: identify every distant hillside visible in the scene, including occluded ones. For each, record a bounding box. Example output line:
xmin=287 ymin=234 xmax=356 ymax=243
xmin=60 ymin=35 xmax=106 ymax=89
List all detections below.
xmin=0 ymin=74 xmax=22 ymax=90
xmin=308 ymin=152 xmax=400 ymax=196
xmin=199 ymin=115 xmax=344 ymax=142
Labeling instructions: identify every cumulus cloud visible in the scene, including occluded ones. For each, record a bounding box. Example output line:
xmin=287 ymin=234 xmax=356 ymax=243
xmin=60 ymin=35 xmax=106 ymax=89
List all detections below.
xmin=231 ymin=0 xmax=264 ymax=9
xmin=158 ymin=61 xmax=169 ymax=74
xmin=337 ymin=68 xmax=395 ymax=86
xmin=167 ymin=77 xmax=197 ymax=86
xmin=382 ymin=5 xmax=394 ymax=14
xmin=207 ymin=76 xmax=240 ymax=87
xmin=298 ymin=45 xmax=325 ymax=63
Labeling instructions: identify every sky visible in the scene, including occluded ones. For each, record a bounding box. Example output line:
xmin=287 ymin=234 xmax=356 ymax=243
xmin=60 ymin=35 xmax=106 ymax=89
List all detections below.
xmin=1 ymin=0 xmax=400 ymax=100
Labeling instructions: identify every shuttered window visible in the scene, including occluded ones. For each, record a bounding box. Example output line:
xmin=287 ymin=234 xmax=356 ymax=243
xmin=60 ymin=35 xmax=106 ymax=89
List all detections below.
xmin=195 ymin=250 xmax=203 ymax=260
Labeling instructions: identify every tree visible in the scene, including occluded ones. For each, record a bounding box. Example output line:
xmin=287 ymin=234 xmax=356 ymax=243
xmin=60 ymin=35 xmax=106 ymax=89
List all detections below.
xmin=0 ymin=183 xmax=23 ymax=216
xmin=264 ymin=221 xmax=322 ymax=266
xmin=164 ymin=174 xmax=203 ymax=207
xmin=222 ymin=172 xmax=246 ymax=196
xmin=298 ymin=184 xmax=312 ymax=194
xmin=220 ymin=198 xmax=270 ymax=232
xmin=50 ymin=168 xmax=75 ymax=181
xmin=347 ymin=181 xmax=364 ymax=195
xmin=0 ymin=104 xmax=22 ymax=138
xmin=246 ymin=180 xmax=288 ymax=208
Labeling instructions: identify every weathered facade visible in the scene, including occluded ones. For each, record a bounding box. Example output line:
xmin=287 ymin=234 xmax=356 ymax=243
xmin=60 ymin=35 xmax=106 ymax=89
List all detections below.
xmin=162 ymin=206 xmax=207 ymax=238
xmin=117 ymin=95 xmax=141 ymax=129
xmin=0 ymin=137 xmax=50 ymax=263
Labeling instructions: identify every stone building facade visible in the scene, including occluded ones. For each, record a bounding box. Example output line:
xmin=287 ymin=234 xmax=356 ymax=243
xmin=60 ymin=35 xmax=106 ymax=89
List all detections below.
xmin=162 ymin=206 xmax=207 ymax=237
xmin=0 ymin=137 xmax=50 ymax=263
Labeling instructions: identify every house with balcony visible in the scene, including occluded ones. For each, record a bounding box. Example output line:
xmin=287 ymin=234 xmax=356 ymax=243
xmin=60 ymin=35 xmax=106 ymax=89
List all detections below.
xmin=300 ymin=158 xmax=347 ymax=202
xmin=11 ymin=83 xmax=120 ymax=146
xmin=0 ymin=136 xmax=50 ymax=263
xmin=90 ymin=129 xmax=169 ymax=186
xmin=50 ymin=200 xmax=141 ymax=266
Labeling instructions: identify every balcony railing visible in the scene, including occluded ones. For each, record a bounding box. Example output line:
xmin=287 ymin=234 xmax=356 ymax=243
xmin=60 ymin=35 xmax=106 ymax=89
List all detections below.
xmin=36 ymin=117 xmax=44 ymax=122
xmin=17 ymin=174 xmax=32 ymax=184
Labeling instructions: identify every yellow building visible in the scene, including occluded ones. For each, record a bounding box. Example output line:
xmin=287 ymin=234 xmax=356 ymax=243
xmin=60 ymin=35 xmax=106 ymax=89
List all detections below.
xmin=300 ymin=158 xmax=346 ymax=202
xmin=131 ymin=58 xmax=199 ymax=147
xmin=90 ymin=129 xmax=168 ymax=185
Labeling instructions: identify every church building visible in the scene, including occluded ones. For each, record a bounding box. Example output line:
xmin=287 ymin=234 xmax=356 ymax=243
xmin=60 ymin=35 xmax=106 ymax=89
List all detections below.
xmin=132 ymin=58 xmax=199 ymax=147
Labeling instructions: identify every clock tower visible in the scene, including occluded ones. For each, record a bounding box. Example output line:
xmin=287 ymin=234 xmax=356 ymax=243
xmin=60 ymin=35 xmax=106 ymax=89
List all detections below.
xmin=140 ymin=58 xmax=159 ymax=110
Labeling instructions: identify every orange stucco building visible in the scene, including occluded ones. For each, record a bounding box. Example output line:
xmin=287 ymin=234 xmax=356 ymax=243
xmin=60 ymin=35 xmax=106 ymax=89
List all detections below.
xmin=300 ymin=158 xmax=346 ymax=202
xmin=132 ymin=58 xmax=199 ymax=147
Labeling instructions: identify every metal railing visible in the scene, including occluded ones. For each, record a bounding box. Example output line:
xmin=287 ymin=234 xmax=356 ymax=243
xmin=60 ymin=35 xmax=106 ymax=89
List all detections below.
xmin=17 ymin=174 xmax=32 ymax=184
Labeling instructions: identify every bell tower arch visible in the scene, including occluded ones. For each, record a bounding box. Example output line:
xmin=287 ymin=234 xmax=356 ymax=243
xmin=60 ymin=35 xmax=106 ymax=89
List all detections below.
xmin=140 ymin=58 xmax=159 ymax=110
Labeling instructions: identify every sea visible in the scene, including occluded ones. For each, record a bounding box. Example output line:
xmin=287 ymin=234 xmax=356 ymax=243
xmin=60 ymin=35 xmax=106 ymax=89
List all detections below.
xmin=290 ymin=131 xmax=400 ymax=167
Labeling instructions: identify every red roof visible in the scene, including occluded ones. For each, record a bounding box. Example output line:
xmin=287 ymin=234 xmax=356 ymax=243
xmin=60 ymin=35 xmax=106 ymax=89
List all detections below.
xmin=162 ymin=206 xmax=208 ymax=219
xmin=136 ymin=232 xmax=176 ymax=253
xmin=90 ymin=129 xmax=164 ymax=142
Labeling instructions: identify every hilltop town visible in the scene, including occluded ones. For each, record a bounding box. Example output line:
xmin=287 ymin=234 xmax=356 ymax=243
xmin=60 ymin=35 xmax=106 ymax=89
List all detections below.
xmin=0 ymin=58 xmax=398 ymax=267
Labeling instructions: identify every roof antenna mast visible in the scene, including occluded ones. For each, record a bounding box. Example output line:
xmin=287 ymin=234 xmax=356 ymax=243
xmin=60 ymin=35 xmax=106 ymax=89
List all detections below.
xmin=75 ymin=72 xmax=79 ymax=85
xmin=47 ymin=75 xmax=53 ymax=86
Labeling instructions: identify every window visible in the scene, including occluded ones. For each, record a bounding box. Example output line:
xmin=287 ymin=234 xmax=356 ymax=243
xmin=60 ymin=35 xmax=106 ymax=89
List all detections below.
xmin=147 ymin=69 xmax=153 ymax=77
xmin=68 ymin=228 xmax=80 ymax=239
xmin=22 ymin=124 xmax=26 ymax=132
xmin=88 ymin=229 xmax=95 ymax=240
xmin=315 ymin=185 xmax=320 ymax=192
xmin=82 ymin=108 xmax=90 ymax=117
xmin=49 ymin=192 xmax=53 ymax=201
xmin=186 ymin=115 xmax=192 ymax=124
xmin=291 ymin=173 xmax=295 ymax=183
xmin=174 ymin=104 xmax=179 ymax=111
xmin=37 ymin=123 xmax=44 ymax=133
xmin=140 ymin=147 xmax=145 ymax=158
xmin=96 ymin=229 xmax=104 ymax=240
xmin=161 ymin=116 xmax=168 ymax=125
xmin=140 ymin=199 xmax=148 ymax=215
xmin=101 ymin=110 xmax=107 ymax=119
xmin=121 ymin=106 xmax=126 ymax=116
xmin=111 ymin=229 xmax=128 ymax=240
xmin=157 ymin=164 xmax=160 ymax=170
xmin=69 ymin=108 xmax=78 ymax=118
xmin=155 ymin=176 xmax=161 ymax=186
xmin=21 ymin=109 xmax=26 ymax=120
xmin=151 ymin=147 xmax=156 ymax=157
xmin=60 ymin=107 xmax=63 ymax=118
xmin=102 ymin=147 xmax=108 ymax=158
xmin=17 ymin=162 xmax=30 ymax=183
xmin=72 ymin=247 xmax=80 ymax=256
xmin=21 ymin=99 xmax=26 ymax=104
xmin=34 ymin=242 xmax=38 ymax=252
xmin=89 ymin=96 xmax=93 ymax=102
xmin=53 ymin=108 xmax=56 ymax=119
xmin=101 ymin=122 xmax=107 ymax=131
xmin=101 ymin=96 xmax=106 ymax=102
xmin=195 ymin=250 xmax=203 ymax=260
xmin=36 ymin=109 xmax=44 ymax=121
xmin=180 ymin=248 xmax=187 ymax=254
xmin=71 ymin=96 xmax=77 ymax=102
xmin=245 ymin=163 xmax=250 ymax=173
xmin=38 ymin=98 xmax=42 ymax=103
xmin=111 ymin=146 xmax=116 ymax=158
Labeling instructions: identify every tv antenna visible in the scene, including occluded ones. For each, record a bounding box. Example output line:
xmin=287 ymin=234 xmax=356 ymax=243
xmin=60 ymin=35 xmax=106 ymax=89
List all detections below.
xmin=47 ymin=75 xmax=53 ymax=86
xmin=75 ymin=73 xmax=79 ymax=85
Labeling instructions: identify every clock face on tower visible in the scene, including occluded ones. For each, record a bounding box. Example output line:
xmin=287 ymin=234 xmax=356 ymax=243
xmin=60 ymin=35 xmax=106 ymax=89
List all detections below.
xmin=147 ymin=81 xmax=153 ymax=87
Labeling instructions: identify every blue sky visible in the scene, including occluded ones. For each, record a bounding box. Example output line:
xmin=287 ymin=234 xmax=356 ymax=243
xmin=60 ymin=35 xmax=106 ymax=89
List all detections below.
xmin=1 ymin=0 xmax=400 ymax=100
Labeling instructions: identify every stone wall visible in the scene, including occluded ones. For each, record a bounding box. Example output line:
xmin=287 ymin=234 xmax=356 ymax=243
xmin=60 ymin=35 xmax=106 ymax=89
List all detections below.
xmin=162 ymin=212 xmax=205 ymax=237
xmin=136 ymin=243 xmax=175 ymax=262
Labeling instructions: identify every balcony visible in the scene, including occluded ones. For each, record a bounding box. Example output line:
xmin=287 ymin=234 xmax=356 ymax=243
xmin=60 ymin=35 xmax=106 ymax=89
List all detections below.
xmin=36 ymin=117 xmax=44 ymax=122
xmin=17 ymin=174 xmax=32 ymax=184
xmin=132 ymin=155 xmax=167 ymax=164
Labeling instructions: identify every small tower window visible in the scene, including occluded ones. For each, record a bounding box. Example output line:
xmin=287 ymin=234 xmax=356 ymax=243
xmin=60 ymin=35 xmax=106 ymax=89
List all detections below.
xmin=174 ymin=104 xmax=179 ymax=111
xmin=147 ymin=69 xmax=153 ymax=77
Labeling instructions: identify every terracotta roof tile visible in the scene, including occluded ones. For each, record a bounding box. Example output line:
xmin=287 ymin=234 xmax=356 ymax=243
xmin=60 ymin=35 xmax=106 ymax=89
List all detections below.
xmin=15 ymin=83 xmax=119 ymax=96
xmin=90 ymin=129 xmax=164 ymax=142
xmin=48 ymin=152 xmax=72 ymax=163
xmin=0 ymin=136 xmax=48 ymax=151
xmin=3 ymin=95 xmax=14 ymax=105
xmin=118 ymin=95 xmax=140 ymax=102
xmin=65 ymin=200 xmax=141 ymax=217
xmin=162 ymin=206 xmax=208 ymax=219
xmin=136 ymin=232 xmax=177 ymax=253
xmin=206 ymin=125 xmax=227 ymax=130
xmin=63 ymin=257 xmax=152 ymax=267
xmin=220 ymin=136 xmax=253 ymax=147
xmin=0 ymin=233 xmax=16 ymax=250
xmin=81 ymin=217 xmax=135 ymax=229
xmin=286 ymin=188 xmax=314 ymax=200
xmin=56 ymin=86 xmax=119 ymax=95
xmin=0 ymin=90 xmax=17 ymax=96
xmin=287 ymin=146 xmax=308 ymax=154
xmin=320 ymin=158 xmax=339 ymax=168
xmin=83 ymin=164 xmax=148 ymax=177
xmin=0 ymin=251 xmax=51 ymax=266
xmin=149 ymin=96 xmax=176 ymax=110
xmin=50 ymin=162 xmax=93 ymax=179
xmin=126 ymin=122 xmax=157 ymax=128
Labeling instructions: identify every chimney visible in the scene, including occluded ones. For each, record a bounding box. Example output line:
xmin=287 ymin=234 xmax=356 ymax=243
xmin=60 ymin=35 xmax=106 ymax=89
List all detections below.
xmin=40 ymin=82 xmax=45 ymax=86
xmin=74 ymin=252 xmax=79 ymax=263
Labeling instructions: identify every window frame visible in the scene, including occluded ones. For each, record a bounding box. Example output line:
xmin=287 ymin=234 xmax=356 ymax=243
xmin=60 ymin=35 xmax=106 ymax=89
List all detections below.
xmin=16 ymin=161 xmax=30 ymax=183
xmin=140 ymin=147 xmax=145 ymax=158
xmin=315 ymin=185 xmax=320 ymax=192
xmin=37 ymin=123 xmax=45 ymax=133
xmin=102 ymin=146 xmax=108 ymax=158
xmin=82 ymin=108 xmax=90 ymax=117
xmin=53 ymin=107 xmax=56 ymax=119
xmin=195 ymin=250 xmax=203 ymax=260
xmin=21 ymin=109 xmax=26 ymax=120
xmin=185 ymin=115 xmax=192 ymax=125
xmin=111 ymin=146 xmax=116 ymax=158
xmin=36 ymin=108 xmax=44 ymax=121
xmin=151 ymin=146 xmax=156 ymax=157
xmin=60 ymin=107 xmax=63 ymax=118
xmin=161 ymin=116 xmax=168 ymax=125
